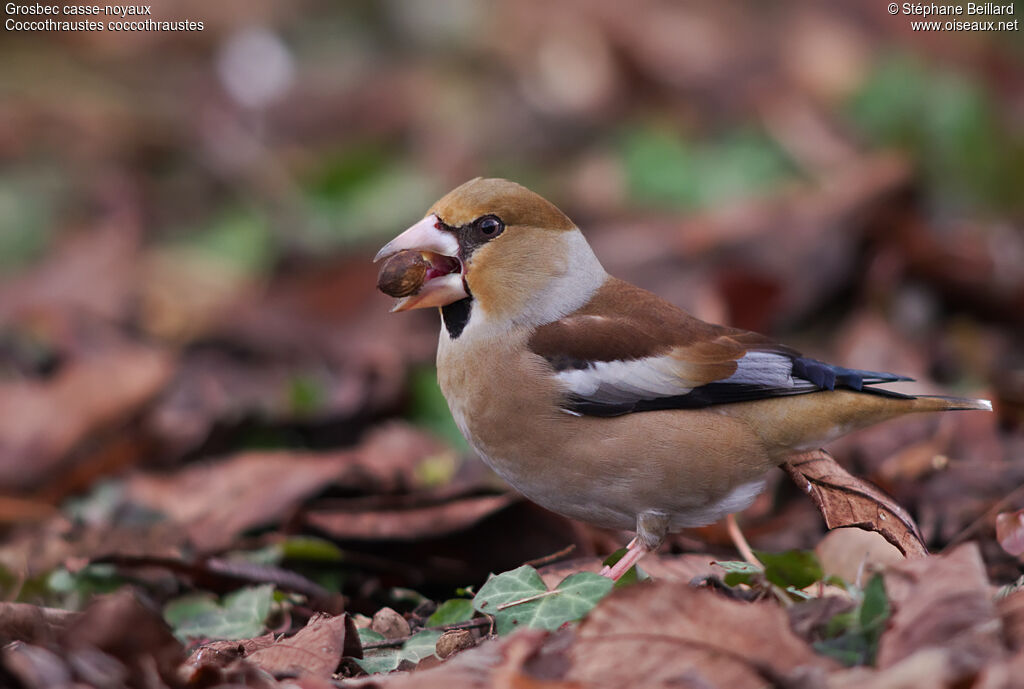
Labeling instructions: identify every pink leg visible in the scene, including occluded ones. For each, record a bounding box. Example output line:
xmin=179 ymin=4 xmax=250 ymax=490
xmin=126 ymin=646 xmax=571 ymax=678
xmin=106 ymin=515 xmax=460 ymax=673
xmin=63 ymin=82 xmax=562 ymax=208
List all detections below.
xmin=598 ymin=537 xmax=651 ymax=580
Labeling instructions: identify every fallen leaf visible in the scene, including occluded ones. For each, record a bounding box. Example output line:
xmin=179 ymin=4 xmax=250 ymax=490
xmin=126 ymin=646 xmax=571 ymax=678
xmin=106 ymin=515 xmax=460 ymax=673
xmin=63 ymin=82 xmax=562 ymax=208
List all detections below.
xmin=754 ymin=548 xmax=824 ymax=590
xmin=125 ymin=423 xmax=443 ymax=552
xmin=0 ymin=603 xmax=79 ymax=645
xmin=428 ymin=598 xmax=476 ymax=627
xmin=1 ymin=642 xmax=75 ymax=689
xmin=473 ymin=566 xmax=613 ymax=636
xmin=0 ymin=221 xmax=139 ymax=326
xmin=94 ymin=553 xmax=332 ymax=601
xmin=975 ymin=652 xmax=1024 ymax=689
xmin=782 ymin=450 xmax=928 ymax=558
xmin=164 ymin=584 xmax=275 ymax=642
xmin=247 ymin=613 xmax=358 ymax=678
xmin=826 ymin=647 xmax=962 ymax=689
xmin=360 ymin=628 xmax=575 ymax=688
xmin=996 ymin=591 xmax=1024 ymax=653
xmin=61 ymin=588 xmax=184 ymax=686
xmin=788 ymin=595 xmax=855 ymax=644
xmin=878 ymin=543 xmax=1003 ymax=676
xmin=0 ymin=342 xmax=173 ymax=493
xmin=815 ymin=528 xmax=904 ymax=586
xmin=145 ymin=349 xmax=410 ymax=459
xmin=357 ymin=629 xmax=442 ymax=675
xmin=812 ymin=574 xmax=888 ymax=666
xmin=305 ymin=492 xmax=519 ymax=541
xmin=567 ymin=581 xmax=835 ymax=688
xmin=187 ymin=632 xmax=276 ymax=670
xmin=127 ymin=451 xmax=352 ymax=553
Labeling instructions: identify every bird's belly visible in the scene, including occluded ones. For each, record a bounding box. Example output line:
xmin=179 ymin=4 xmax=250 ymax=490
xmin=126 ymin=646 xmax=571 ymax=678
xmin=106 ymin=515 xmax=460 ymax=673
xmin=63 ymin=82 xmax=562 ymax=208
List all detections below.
xmin=478 ymin=441 xmax=766 ymax=531
xmin=449 ymin=395 xmax=771 ymax=532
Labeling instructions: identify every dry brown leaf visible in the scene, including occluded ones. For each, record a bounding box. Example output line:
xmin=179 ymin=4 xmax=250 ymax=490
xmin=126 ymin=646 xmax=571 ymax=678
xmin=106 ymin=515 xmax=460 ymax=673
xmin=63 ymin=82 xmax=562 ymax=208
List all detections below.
xmin=126 ymin=450 xmax=355 ymax=553
xmin=187 ymin=632 xmax=276 ymax=670
xmin=997 ymin=591 xmax=1024 ymax=654
xmin=125 ymin=423 xmax=444 ymax=552
xmin=0 ymin=222 xmax=139 ymax=325
xmin=94 ymin=553 xmax=333 ymax=602
xmin=0 ymin=603 xmax=79 ymax=646
xmin=246 ymin=613 xmax=358 ymax=679
xmin=789 ymin=596 xmax=856 ymax=644
xmin=874 ymin=421 xmax=953 ymax=486
xmin=782 ymin=450 xmax=928 ymax=558
xmin=878 ymin=543 xmax=1003 ymax=676
xmin=305 ymin=493 xmax=519 ymax=541
xmin=2 ymin=642 xmax=75 ymax=689
xmin=61 ymin=589 xmax=185 ymax=686
xmin=973 ymin=649 xmax=1024 ymax=689
xmin=0 ymin=342 xmax=173 ymax=493
xmin=827 ymin=647 xmax=961 ymax=689
xmin=567 ymin=581 xmax=835 ymax=689
xmin=815 ymin=528 xmax=904 ymax=585
xmin=366 ymin=629 xmax=579 ymax=689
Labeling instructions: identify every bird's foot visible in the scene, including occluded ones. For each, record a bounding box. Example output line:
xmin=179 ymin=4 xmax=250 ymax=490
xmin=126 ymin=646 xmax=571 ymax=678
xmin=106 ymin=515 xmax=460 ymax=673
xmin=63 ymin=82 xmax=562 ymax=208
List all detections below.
xmin=599 ymin=537 xmax=650 ymax=580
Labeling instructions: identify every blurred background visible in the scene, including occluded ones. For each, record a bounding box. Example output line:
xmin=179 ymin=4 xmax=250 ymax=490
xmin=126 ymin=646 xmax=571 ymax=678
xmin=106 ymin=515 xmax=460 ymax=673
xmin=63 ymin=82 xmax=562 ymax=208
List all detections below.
xmin=0 ymin=0 xmax=1021 ymax=612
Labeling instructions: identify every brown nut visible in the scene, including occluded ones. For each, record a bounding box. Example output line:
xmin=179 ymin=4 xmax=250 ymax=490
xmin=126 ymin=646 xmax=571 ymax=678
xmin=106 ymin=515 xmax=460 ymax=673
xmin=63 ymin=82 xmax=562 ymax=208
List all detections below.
xmin=377 ymin=250 xmax=429 ymax=298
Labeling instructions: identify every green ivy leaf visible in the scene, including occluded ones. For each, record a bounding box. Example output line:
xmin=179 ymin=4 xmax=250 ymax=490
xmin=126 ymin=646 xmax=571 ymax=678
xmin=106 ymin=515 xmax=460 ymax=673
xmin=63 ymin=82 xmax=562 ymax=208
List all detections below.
xmin=713 ymin=560 xmax=763 ymax=587
xmin=427 ymin=598 xmax=475 ymax=626
xmin=859 ymin=574 xmax=889 ymax=631
xmin=357 ymin=628 xmax=385 ymax=645
xmin=355 ymin=630 xmax=441 ymax=674
xmin=164 ymin=584 xmax=274 ymax=642
xmin=280 ymin=535 xmax=345 ymax=562
xmin=813 ymin=574 xmax=891 ymax=667
xmin=473 ymin=565 xmax=613 ymax=635
xmin=754 ymin=549 xmax=824 ymax=590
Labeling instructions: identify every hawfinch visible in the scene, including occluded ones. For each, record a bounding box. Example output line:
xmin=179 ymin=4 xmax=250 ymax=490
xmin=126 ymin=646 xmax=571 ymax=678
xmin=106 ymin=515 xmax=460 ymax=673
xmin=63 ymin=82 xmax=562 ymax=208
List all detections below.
xmin=375 ymin=178 xmax=991 ymax=578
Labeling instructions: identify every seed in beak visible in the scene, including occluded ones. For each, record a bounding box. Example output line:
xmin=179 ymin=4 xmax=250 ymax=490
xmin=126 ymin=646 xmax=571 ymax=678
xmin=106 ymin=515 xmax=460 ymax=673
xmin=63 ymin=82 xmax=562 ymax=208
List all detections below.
xmin=377 ymin=250 xmax=430 ymax=298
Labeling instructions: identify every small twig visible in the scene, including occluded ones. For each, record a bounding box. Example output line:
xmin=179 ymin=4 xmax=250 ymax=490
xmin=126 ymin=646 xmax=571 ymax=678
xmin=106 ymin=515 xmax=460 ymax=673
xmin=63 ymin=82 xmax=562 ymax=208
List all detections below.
xmin=496 ymin=589 xmax=561 ymax=611
xmin=522 ymin=543 xmax=576 ymax=568
xmin=360 ymin=618 xmax=491 ymax=650
xmin=725 ymin=513 xmax=763 ymax=569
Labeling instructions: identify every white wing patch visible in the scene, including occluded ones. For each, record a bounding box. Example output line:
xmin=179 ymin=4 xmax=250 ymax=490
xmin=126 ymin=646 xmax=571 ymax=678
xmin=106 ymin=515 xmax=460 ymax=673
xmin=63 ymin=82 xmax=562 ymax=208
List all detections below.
xmin=555 ymin=356 xmax=693 ymax=404
xmin=555 ymin=350 xmax=815 ymax=407
xmin=723 ymin=351 xmax=810 ymax=388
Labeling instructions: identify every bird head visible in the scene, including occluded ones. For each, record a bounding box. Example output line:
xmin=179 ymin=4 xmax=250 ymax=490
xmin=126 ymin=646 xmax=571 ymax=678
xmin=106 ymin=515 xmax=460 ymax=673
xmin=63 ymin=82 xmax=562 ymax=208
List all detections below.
xmin=375 ymin=178 xmax=605 ymax=328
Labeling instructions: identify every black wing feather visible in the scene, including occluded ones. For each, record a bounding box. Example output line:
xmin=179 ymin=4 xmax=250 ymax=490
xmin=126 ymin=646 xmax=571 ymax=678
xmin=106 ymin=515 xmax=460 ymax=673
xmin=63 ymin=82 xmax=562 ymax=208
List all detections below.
xmin=564 ymin=356 xmax=914 ymax=418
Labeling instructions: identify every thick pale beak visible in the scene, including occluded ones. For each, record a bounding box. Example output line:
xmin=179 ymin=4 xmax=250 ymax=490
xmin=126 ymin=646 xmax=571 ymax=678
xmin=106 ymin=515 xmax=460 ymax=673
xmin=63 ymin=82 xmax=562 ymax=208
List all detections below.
xmin=375 ymin=214 xmax=468 ymax=312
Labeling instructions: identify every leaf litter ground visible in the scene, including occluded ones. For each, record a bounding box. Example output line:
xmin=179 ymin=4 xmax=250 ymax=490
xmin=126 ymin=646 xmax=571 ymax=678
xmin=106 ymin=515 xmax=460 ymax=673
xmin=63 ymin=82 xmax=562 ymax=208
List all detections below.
xmin=0 ymin=0 xmax=1022 ymax=687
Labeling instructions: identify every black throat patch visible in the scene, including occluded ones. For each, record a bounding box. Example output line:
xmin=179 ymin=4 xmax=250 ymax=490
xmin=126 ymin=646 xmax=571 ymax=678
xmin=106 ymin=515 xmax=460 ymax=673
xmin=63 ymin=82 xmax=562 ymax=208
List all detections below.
xmin=441 ymin=297 xmax=473 ymax=339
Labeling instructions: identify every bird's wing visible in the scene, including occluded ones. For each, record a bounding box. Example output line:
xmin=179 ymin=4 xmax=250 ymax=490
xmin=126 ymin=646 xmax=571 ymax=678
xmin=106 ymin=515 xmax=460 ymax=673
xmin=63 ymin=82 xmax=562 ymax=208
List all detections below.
xmin=528 ymin=279 xmax=911 ymax=417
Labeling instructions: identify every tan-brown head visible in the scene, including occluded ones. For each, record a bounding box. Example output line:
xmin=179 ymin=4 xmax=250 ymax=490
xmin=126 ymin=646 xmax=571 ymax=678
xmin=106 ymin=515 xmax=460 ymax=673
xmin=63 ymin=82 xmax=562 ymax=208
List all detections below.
xmin=375 ymin=178 xmax=606 ymax=334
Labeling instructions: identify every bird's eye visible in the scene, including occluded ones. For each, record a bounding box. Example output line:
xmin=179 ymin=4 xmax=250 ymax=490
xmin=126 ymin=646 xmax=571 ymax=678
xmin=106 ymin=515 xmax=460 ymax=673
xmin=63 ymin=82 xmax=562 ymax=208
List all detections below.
xmin=473 ymin=215 xmax=504 ymax=239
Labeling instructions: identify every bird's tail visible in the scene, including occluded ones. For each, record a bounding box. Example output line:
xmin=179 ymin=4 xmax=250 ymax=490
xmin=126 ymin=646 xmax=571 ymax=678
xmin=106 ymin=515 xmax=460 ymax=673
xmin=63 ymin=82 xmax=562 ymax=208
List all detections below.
xmin=736 ymin=390 xmax=993 ymax=456
xmin=909 ymin=395 xmax=993 ymax=413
